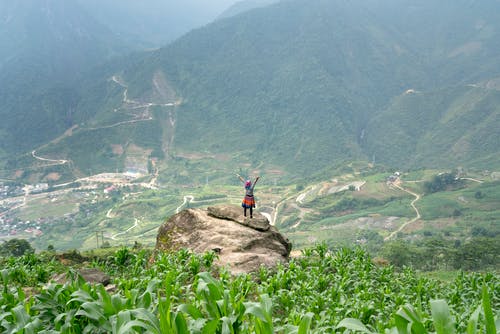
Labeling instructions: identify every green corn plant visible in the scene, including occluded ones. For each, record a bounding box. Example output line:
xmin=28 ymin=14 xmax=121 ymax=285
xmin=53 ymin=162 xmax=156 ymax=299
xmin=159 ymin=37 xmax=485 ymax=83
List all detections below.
xmin=188 ymin=254 xmax=202 ymax=276
xmin=279 ymin=312 xmax=315 ymax=334
xmin=130 ymin=272 xmax=189 ymax=334
xmin=244 ymin=294 xmax=274 ymax=334
xmin=429 ymin=300 xmax=455 ymax=334
xmin=0 ymin=304 xmax=43 ymax=334
xmin=114 ymin=247 xmax=133 ymax=267
xmin=336 ymin=317 xmax=376 ymax=333
xmin=481 ymin=285 xmax=497 ymax=334
xmin=202 ymin=250 xmax=218 ymax=269
xmin=466 ymin=304 xmax=481 ymax=334
xmin=1 ymin=269 xmax=9 ymax=292
xmin=179 ymin=271 xmax=248 ymax=333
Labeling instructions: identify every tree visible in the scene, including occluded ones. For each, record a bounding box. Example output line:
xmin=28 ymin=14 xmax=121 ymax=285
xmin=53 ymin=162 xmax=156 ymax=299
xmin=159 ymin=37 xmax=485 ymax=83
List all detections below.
xmin=453 ymin=237 xmax=500 ymax=270
xmin=423 ymin=172 xmax=464 ymax=194
xmin=0 ymin=238 xmax=35 ymax=257
xmin=381 ymin=240 xmax=415 ymax=268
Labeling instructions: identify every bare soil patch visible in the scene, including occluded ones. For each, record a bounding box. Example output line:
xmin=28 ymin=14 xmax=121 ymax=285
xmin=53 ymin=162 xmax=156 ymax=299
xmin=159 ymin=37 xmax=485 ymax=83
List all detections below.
xmin=45 ymin=173 xmax=61 ymax=181
xmin=13 ymin=170 xmax=24 ymax=178
xmin=265 ymin=168 xmax=286 ymax=176
xmin=111 ymin=144 xmax=124 ymax=155
xmin=402 ymin=220 xmax=424 ymax=233
xmin=176 ymin=152 xmax=215 ymax=160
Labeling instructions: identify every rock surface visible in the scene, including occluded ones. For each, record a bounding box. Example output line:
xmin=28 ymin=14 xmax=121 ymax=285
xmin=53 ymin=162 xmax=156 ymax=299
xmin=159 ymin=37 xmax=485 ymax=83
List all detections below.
xmin=52 ymin=268 xmax=111 ymax=286
xmin=155 ymin=205 xmax=292 ymax=274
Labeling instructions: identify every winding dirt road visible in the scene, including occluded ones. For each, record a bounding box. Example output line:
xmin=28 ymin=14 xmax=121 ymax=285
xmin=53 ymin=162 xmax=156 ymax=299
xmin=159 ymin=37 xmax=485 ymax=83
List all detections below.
xmin=110 ymin=218 xmax=140 ymax=240
xmin=31 ymin=150 xmax=68 ymax=167
xmin=176 ymin=195 xmax=194 ymax=213
xmin=384 ymin=183 xmax=421 ymax=241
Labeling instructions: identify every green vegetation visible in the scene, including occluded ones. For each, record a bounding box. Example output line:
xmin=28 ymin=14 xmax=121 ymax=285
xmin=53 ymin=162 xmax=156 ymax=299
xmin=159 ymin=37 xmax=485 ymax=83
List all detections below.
xmin=381 ymin=237 xmax=499 ymax=271
xmin=3 ymin=163 xmax=498 ymax=267
xmin=0 ymin=245 xmax=498 ymax=333
xmin=280 ymin=169 xmax=499 ymax=268
xmin=0 ymin=0 xmax=129 ymax=159
xmin=3 ymin=1 xmax=500 ymax=182
xmin=423 ymin=172 xmax=465 ymax=194
xmin=0 ymin=239 xmax=34 ymax=257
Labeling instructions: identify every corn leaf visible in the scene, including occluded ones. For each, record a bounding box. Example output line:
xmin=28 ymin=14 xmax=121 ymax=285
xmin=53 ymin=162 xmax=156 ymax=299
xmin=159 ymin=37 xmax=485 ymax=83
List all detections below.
xmin=430 ymin=300 xmax=455 ymax=334
xmin=466 ymin=304 xmax=481 ymax=334
xmin=336 ymin=318 xmax=374 ymax=333
xmin=482 ymin=286 xmax=496 ymax=334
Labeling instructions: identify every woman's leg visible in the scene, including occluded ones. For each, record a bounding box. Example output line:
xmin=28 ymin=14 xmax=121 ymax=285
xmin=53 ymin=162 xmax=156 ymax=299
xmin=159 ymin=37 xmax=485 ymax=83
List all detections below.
xmin=250 ymin=207 xmax=253 ymax=218
xmin=244 ymin=207 xmax=247 ymax=217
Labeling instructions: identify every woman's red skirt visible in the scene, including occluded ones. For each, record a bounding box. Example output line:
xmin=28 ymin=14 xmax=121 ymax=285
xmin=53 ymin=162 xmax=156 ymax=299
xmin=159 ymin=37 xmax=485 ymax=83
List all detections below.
xmin=242 ymin=195 xmax=256 ymax=208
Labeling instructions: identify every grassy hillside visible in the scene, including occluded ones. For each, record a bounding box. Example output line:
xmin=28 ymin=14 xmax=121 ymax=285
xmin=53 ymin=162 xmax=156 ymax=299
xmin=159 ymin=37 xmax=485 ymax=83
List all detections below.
xmin=363 ymin=85 xmax=500 ymax=169
xmin=280 ymin=169 xmax=500 ymax=252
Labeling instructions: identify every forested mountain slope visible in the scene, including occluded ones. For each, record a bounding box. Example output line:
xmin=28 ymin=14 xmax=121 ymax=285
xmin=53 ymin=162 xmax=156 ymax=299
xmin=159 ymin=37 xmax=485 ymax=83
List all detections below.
xmin=0 ymin=0 xmax=128 ymax=157
xmin=3 ymin=0 xmax=500 ymax=180
xmin=128 ymin=0 xmax=500 ymax=172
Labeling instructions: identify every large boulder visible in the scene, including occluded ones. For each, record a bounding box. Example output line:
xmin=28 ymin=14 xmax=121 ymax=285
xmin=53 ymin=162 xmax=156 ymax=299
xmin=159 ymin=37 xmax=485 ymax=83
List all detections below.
xmin=155 ymin=205 xmax=292 ymax=274
xmin=52 ymin=268 xmax=111 ymax=286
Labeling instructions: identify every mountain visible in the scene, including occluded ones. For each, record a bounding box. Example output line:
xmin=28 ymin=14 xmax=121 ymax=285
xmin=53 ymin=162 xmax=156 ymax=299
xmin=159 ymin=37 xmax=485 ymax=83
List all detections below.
xmin=129 ymin=0 xmax=500 ymax=172
xmin=217 ymin=0 xmax=279 ymax=19
xmin=76 ymin=0 xmax=241 ymax=48
xmin=0 ymin=0 xmax=127 ymax=80
xmin=363 ymin=84 xmax=500 ymax=169
xmin=0 ymin=0 xmax=241 ymax=165
xmin=3 ymin=0 xmax=500 ymax=182
xmin=0 ymin=0 xmax=131 ymax=160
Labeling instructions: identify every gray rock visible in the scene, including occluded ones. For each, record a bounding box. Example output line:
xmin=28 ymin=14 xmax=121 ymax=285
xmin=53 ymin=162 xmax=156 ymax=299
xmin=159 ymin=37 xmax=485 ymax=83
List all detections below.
xmin=207 ymin=205 xmax=270 ymax=231
xmin=155 ymin=205 xmax=292 ymax=274
xmin=51 ymin=268 xmax=111 ymax=286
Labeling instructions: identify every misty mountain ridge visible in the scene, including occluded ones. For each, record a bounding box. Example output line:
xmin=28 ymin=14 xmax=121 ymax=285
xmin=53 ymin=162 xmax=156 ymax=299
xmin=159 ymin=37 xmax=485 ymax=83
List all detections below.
xmin=0 ymin=0 xmax=132 ymax=159
xmin=2 ymin=0 xmax=500 ymax=182
xmin=0 ymin=0 xmax=127 ymax=80
xmin=0 ymin=0 xmax=237 ymax=160
xmin=76 ymin=0 xmax=239 ymax=48
xmin=217 ymin=0 xmax=279 ymax=19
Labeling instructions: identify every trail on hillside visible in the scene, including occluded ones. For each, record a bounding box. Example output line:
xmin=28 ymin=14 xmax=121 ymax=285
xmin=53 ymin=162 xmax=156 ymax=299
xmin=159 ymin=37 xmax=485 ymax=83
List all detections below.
xmin=85 ymin=118 xmax=154 ymax=130
xmin=24 ymin=74 xmax=180 ymax=179
xmin=384 ymin=183 xmax=421 ymax=241
xmin=176 ymin=195 xmax=194 ymax=213
xmin=175 ymin=195 xmax=235 ymax=214
xmin=31 ymin=150 xmax=69 ymax=167
xmin=460 ymin=177 xmax=484 ymax=183
xmin=78 ymin=75 xmax=180 ymax=132
xmin=289 ymin=181 xmax=366 ymax=229
xmin=110 ymin=218 xmax=140 ymax=240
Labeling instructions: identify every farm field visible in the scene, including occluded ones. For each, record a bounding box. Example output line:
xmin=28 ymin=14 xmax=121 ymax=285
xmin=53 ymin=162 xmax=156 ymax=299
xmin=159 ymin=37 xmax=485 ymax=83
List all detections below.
xmin=2 ymin=164 xmax=499 ymax=269
xmin=0 ymin=245 xmax=498 ymax=333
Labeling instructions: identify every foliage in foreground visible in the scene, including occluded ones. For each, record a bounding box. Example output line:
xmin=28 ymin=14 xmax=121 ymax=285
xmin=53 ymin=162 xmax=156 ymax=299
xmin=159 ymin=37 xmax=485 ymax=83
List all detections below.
xmin=0 ymin=246 xmax=498 ymax=333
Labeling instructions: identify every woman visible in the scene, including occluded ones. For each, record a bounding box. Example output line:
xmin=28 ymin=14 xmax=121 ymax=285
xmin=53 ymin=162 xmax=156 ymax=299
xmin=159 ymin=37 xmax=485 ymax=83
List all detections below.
xmin=237 ymin=174 xmax=260 ymax=218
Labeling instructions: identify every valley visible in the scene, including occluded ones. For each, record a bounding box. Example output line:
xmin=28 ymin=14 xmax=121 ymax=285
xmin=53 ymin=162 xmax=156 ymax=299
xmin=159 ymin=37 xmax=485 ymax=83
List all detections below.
xmin=1 ymin=158 xmax=498 ymax=271
xmin=2 ymin=1 xmax=499 ymax=332
xmin=0 ymin=0 xmax=498 ymax=269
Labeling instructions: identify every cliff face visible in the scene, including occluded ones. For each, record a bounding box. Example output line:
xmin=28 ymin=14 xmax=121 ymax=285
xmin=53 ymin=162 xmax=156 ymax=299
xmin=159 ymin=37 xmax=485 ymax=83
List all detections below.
xmin=155 ymin=205 xmax=291 ymax=274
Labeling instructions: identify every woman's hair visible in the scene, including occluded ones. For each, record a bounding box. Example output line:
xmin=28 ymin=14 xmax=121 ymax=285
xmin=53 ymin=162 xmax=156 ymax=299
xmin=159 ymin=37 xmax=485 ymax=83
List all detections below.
xmin=245 ymin=180 xmax=251 ymax=188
